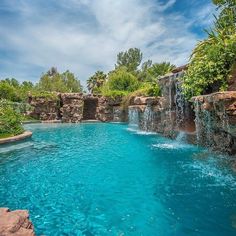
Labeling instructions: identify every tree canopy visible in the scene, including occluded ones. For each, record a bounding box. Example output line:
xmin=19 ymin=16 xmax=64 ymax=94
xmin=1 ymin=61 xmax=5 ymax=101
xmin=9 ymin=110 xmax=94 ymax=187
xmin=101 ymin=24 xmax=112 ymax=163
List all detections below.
xmin=0 ymin=68 xmax=83 ymax=102
xmin=87 ymin=71 xmax=107 ymax=94
xmin=116 ymin=48 xmax=143 ymax=73
xmin=38 ymin=68 xmax=83 ymax=93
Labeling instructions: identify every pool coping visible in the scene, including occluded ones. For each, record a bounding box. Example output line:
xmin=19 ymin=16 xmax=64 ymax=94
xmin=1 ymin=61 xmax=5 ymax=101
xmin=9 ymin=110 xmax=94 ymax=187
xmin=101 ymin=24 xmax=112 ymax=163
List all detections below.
xmin=0 ymin=131 xmax=33 ymax=145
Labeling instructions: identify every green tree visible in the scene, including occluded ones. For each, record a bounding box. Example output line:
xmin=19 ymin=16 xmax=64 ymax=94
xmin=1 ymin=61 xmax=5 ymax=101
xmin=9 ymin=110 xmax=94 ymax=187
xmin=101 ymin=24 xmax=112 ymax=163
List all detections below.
xmin=148 ymin=62 xmax=175 ymax=78
xmin=137 ymin=60 xmax=153 ymax=82
xmin=87 ymin=71 xmax=107 ymax=94
xmin=0 ymin=80 xmax=20 ymax=101
xmin=107 ymin=67 xmax=140 ymax=92
xmin=38 ymin=68 xmax=82 ymax=93
xmin=116 ymin=48 xmax=142 ymax=73
xmin=62 ymin=70 xmax=83 ymax=92
xmin=137 ymin=61 xmax=175 ymax=82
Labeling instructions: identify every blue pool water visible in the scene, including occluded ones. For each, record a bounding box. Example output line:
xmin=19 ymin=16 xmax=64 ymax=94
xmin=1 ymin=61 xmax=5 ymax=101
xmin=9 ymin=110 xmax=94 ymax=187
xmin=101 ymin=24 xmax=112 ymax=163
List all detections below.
xmin=0 ymin=123 xmax=236 ymax=236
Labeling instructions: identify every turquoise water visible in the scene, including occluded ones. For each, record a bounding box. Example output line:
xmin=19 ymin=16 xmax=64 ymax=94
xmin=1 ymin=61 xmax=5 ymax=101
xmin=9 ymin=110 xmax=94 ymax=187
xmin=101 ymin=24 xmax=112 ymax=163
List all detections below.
xmin=0 ymin=123 xmax=236 ymax=236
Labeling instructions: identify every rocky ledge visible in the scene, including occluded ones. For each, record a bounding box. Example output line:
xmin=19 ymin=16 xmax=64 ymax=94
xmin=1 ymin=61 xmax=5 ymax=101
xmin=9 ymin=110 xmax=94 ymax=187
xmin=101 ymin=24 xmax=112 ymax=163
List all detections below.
xmin=0 ymin=131 xmax=32 ymax=145
xmin=0 ymin=208 xmax=35 ymax=236
xmin=192 ymin=91 xmax=236 ymax=154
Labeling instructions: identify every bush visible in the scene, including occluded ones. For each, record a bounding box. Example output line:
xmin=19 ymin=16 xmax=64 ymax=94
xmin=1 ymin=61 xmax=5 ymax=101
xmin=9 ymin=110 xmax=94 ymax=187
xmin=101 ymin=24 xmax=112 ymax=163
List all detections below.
xmin=183 ymin=33 xmax=236 ymax=99
xmin=0 ymin=101 xmax=24 ymax=138
xmin=130 ymin=82 xmax=161 ymax=97
xmin=100 ymin=88 xmax=129 ymax=98
xmin=107 ymin=67 xmax=140 ymax=92
xmin=30 ymin=91 xmax=59 ymax=101
xmin=0 ymin=82 xmax=21 ymax=102
xmin=182 ymin=0 xmax=236 ymax=100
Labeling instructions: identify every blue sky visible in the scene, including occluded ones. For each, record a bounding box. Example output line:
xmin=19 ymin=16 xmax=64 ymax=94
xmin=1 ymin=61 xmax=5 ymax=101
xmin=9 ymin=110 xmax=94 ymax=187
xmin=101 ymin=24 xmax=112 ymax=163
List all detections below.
xmin=0 ymin=0 xmax=216 ymax=86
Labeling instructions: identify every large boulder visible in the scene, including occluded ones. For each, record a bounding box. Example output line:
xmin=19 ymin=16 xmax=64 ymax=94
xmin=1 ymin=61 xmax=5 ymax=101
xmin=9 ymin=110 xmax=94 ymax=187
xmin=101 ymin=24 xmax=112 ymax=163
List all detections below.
xmin=0 ymin=208 xmax=35 ymax=236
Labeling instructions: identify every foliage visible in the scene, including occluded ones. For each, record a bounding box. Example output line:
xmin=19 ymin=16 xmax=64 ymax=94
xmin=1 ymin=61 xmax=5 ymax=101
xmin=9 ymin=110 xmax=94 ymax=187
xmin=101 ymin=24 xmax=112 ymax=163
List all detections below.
xmin=182 ymin=0 xmax=236 ymax=99
xmin=38 ymin=68 xmax=83 ymax=93
xmin=97 ymin=49 xmax=172 ymax=98
xmin=148 ymin=62 xmax=175 ymax=79
xmin=116 ymin=48 xmax=142 ymax=73
xmin=87 ymin=71 xmax=107 ymax=94
xmin=0 ymin=100 xmax=33 ymax=114
xmin=0 ymin=80 xmax=20 ymax=102
xmin=0 ymin=100 xmax=24 ymax=138
xmin=0 ymin=67 xmax=83 ymax=103
xmin=138 ymin=61 xmax=175 ymax=82
xmin=120 ymin=82 xmax=161 ymax=109
xmin=106 ymin=67 xmax=140 ymax=92
xmin=29 ymin=91 xmax=59 ymax=100
xmin=100 ymin=88 xmax=129 ymax=98
xmin=145 ymin=82 xmax=161 ymax=97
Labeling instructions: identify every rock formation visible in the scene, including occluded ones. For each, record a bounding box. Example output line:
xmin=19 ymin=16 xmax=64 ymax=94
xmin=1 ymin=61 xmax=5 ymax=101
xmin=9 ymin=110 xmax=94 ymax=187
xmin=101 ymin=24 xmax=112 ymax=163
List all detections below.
xmin=60 ymin=93 xmax=84 ymax=123
xmin=28 ymin=95 xmax=59 ymax=121
xmin=192 ymin=92 xmax=236 ymax=154
xmin=0 ymin=208 xmax=35 ymax=236
xmin=95 ymin=96 xmax=124 ymax=122
xmin=28 ymin=94 xmax=126 ymax=123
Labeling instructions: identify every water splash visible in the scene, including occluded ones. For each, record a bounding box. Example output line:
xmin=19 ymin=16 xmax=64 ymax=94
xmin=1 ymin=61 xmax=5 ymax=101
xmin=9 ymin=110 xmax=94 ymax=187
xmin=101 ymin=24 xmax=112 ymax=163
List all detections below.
xmin=176 ymin=131 xmax=187 ymax=143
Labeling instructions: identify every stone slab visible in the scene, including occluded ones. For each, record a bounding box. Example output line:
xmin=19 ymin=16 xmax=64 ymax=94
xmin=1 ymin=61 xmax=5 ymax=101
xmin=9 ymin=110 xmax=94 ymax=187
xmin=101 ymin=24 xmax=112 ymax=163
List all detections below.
xmin=0 ymin=131 xmax=32 ymax=145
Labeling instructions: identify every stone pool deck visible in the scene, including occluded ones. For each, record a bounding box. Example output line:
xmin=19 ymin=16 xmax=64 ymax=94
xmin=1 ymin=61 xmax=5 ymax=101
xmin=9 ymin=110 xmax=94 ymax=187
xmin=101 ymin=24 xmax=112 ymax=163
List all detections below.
xmin=0 ymin=131 xmax=32 ymax=145
xmin=0 ymin=208 xmax=35 ymax=236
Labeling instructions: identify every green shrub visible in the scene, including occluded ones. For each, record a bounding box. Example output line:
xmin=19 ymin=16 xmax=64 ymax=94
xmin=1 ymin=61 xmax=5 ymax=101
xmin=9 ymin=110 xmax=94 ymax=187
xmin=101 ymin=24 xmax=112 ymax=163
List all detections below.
xmin=30 ymin=91 xmax=59 ymax=101
xmin=100 ymin=88 xmax=129 ymax=98
xmin=183 ymin=33 xmax=236 ymax=99
xmin=130 ymin=82 xmax=161 ymax=97
xmin=0 ymin=82 xmax=21 ymax=102
xmin=0 ymin=101 xmax=24 ymax=138
xmin=0 ymin=100 xmax=33 ymax=114
xmin=107 ymin=67 xmax=140 ymax=92
xmin=182 ymin=0 xmax=236 ymax=100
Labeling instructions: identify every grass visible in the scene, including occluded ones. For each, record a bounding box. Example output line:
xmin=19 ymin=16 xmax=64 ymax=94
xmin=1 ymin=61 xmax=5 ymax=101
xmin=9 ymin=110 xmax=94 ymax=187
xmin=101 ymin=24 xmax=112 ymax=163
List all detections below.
xmin=0 ymin=133 xmax=15 ymax=139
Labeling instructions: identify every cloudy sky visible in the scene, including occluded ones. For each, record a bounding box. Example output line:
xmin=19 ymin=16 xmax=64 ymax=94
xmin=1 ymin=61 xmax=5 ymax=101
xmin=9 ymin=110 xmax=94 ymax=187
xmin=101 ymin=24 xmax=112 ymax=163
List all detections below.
xmin=0 ymin=0 xmax=216 ymax=86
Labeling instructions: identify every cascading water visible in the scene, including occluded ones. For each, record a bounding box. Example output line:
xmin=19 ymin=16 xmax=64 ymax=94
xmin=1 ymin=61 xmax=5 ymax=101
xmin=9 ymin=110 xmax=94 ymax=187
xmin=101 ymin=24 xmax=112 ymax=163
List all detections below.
xmin=222 ymin=106 xmax=231 ymax=144
xmin=194 ymin=99 xmax=201 ymax=144
xmin=175 ymin=80 xmax=185 ymax=128
xmin=204 ymin=110 xmax=214 ymax=147
xmin=128 ymin=107 xmax=139 ymax=130
xmin=142 ymin=106 xmax=154 ymax=132
xmin=169 ymin=76 xmax=173 ymax=111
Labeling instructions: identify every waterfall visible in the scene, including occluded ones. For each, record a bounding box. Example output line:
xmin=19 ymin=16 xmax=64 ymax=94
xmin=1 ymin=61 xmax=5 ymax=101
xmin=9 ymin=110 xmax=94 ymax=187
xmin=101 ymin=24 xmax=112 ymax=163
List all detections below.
xmin=169 ymin=77 xmax=172 ymax=111
xmin=194 ymin=99 xmax=201 ymax=144
xmin=175 ymin=80 xmax=185 ymax=128
xmin=222 ymin=107 xmax=231 ymax=144
xmin=201 ymin=109 xmax=213 ymax=147
xmin=143 ymin=106 xmax=154 ymax=131
xmin=128 ymin=107 xmax=139 ymax=129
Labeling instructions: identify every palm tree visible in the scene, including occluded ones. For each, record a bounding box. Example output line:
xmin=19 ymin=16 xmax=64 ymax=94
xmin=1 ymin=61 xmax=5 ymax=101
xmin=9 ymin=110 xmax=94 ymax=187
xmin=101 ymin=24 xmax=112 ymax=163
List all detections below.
xmin=87 ymin=71 xmax=107 ymax=94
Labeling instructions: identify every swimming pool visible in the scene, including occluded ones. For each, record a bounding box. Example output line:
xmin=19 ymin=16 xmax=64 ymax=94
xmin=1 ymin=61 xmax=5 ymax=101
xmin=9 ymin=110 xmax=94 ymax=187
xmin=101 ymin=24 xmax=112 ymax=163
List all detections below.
xmin=0 ymin=123 xmax=236 ymax=235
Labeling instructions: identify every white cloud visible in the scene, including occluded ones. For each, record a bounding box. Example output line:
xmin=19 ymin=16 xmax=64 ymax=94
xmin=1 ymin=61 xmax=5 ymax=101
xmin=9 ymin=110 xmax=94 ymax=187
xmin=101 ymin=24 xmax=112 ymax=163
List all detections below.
xmin=0 ymin=0 xmax=215 ymax=86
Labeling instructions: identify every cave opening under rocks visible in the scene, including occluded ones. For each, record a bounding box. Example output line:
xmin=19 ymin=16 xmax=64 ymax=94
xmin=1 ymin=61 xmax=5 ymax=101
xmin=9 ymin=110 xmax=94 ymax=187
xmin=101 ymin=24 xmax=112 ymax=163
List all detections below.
xmin=82 ymin=97 xmax=98 ymax=120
